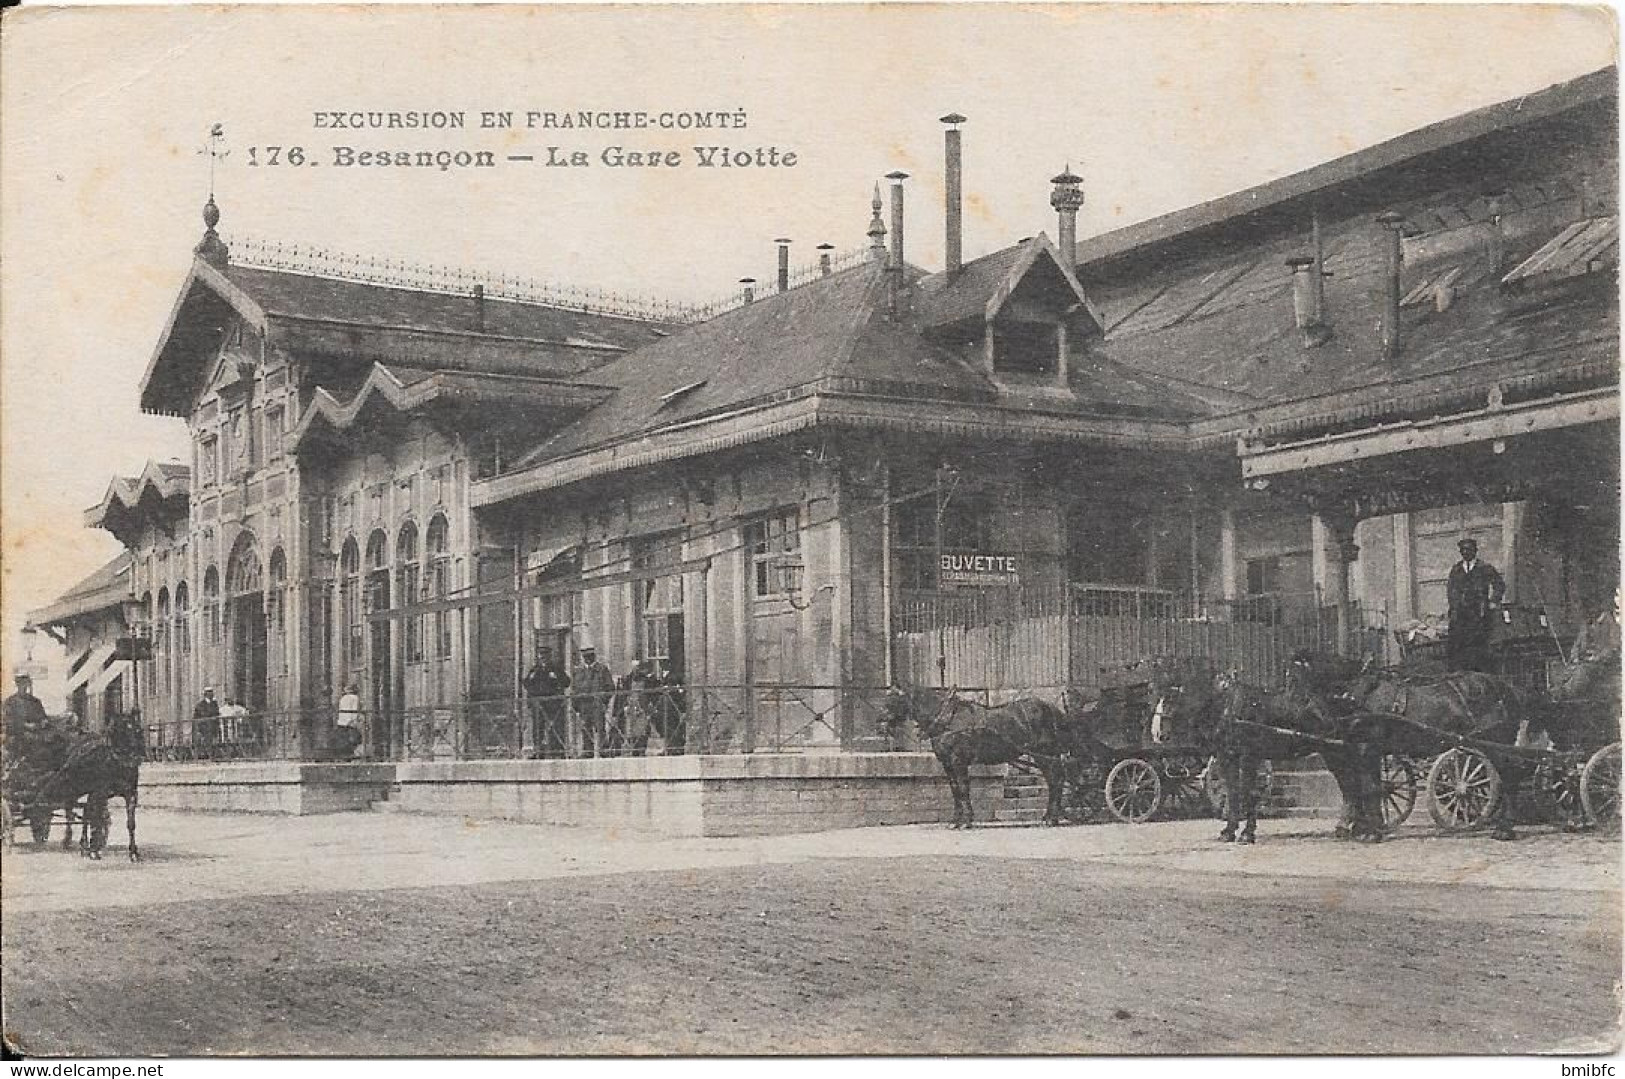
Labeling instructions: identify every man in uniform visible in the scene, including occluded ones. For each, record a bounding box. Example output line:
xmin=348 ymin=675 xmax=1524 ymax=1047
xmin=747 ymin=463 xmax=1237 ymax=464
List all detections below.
xmin=522 ymin=647 xmax=571 ymax=759
xmin=3 ymin=672 xmax=54 ymax=761
xmin=1446 ymin=538 xmax=1506 ymax=673
xmin=571 ymin=646 xmax=615 ymax=758
xmin=192 ymin=687 xmax=221 ymax=758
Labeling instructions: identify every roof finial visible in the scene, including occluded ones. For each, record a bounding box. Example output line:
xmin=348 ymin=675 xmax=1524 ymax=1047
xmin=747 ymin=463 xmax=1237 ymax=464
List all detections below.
xmin=867 ymin=183 xmax=888 ymax=262
xmin=194 ymin=123 xmax=230 ymax=268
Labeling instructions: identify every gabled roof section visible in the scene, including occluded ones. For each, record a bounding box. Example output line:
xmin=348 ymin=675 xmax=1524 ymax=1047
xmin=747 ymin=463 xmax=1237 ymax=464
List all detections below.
xmin=289 ymin=362 xmax=613 ymax=455
xmin=139 ymin=251 xmax=677 ymax=416
xmin=27 ymin=553 xmax=135 ymax=629
xmin=84 ymin=461 xmax=191 ymax=532
xmin=916 ymin=234 xmax=1103 ymax=334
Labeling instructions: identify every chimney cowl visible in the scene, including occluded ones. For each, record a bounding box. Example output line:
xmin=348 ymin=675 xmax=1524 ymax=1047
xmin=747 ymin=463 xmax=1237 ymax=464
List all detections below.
xmin=739 ymin=277 xmax=756 ymax=304
xmin=817 ymin=242 xmax=835 ymax=276
xmin=1050 ymin=164 xmax=1084 ymax=265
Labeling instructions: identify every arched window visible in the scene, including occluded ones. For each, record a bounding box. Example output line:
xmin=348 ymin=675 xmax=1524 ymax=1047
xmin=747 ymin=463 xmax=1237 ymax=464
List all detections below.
xmin=366 ymin=529 xmax=389 ymax=572
xmin=397 ymin=522 xmax=421 ymax=662
xmin=268 ymin=548 xmax=287 ymax=638
xmin=156 ymin=588 xmax=172 ymax=696
xmin=340 ymin=538 xmax=361 ymax=672
xmin=175 ymin=582 xmax=191 ymax=656
xmin=226 ymin=534 xmax=262 ymax=598
xmin=426 ymin=515 xmax=451 ymax=659
xmin=203 ymin=566 xmax=221 ymax=646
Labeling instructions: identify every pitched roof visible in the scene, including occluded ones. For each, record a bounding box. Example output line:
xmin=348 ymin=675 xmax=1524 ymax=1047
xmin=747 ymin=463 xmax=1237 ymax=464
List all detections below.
xmin=27 ymin=553 xmax=134 ymax=628
xmin=1076 ymin=65 xmax=1618 ymax=274
xmin=513 ymin=259 xmax=1205 ymax=471
xmin=140 ymin=257 xmax=677 ymax=415
xmin=220 ymin=264 xmax=671 ymax=351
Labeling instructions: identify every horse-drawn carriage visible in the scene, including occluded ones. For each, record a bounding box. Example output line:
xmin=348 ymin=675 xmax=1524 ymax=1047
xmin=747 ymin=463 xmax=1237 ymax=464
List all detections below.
xmin=1 ymin=712 xmax=144 ymax=859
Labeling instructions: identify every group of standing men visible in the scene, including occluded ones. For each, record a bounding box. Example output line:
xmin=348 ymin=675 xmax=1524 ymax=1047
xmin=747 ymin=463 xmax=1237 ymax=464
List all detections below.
xmin=522 ymin=645 xmax=687 ymax=759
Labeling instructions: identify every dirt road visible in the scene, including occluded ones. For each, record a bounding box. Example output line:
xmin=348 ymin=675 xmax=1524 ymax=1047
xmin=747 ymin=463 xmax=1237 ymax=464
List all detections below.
xmin=3 ymin=812 xmax=1619 ymax=1055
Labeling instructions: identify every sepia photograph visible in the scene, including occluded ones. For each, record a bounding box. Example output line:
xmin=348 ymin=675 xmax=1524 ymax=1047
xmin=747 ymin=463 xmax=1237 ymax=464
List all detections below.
xmin=0 ymin=1 xmax=1620 ymax=1060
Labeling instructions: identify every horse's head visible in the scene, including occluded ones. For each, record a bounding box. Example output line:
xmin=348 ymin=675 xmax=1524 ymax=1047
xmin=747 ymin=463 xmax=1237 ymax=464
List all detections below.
xmin=106 ymin=711 xmax=147 ymax=760
xmin=882 ymin=686 xmax=946 ymax=739
xmin=1145 ymin=657 xmax=1223 ymax=746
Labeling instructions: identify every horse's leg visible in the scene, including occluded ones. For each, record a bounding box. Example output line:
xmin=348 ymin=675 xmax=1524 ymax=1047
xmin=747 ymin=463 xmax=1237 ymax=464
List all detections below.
xmin=937 ymin=750 xmax=964 ymax=828
xmin=83 ymin=794 xmax=108 ymax=859
xmin=65 ymin=798 xmax=80 ymax=850
xmin=1218 ymin=754 xmax=1238 ymax=842
xmin=956 ymin=758 xmax=976 ymax=828
xmin=1237 ymin=752 xmax=1258 ymax=844
xmin=1492 ymin=763 xmax=1521 ymax=841
xmin=1040 ymin=760 xmax=1065 ymax=825
xmin=125 ymin=789 xmax=140 ymax=862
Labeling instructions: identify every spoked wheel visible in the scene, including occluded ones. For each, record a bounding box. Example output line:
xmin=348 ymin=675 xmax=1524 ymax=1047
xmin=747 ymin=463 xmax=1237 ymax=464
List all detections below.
xmin=1377 ymin=755 xmax=1420 ymax=833
xmin=1427 ymin=748 xmax=1502 ymax=830
xmin=1104 ymin=758 xmax=1163 ymax=824
xmin=1581 ymin=743 xmax=1621 ymax=833
xmin=1202 ymin=757 xmax=1274 ymax=820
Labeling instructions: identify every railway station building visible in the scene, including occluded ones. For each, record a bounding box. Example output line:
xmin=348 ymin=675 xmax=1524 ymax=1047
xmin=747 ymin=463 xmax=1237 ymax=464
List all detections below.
xmin=30 ymin=67 xmax=1617 ymax=826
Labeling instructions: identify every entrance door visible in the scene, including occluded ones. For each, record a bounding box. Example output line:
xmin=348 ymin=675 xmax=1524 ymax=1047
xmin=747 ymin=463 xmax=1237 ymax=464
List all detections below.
xmin=367 ymin=571 xmax=393 ymax=758
xmin=232 ymin=593 xmax=269 ymax=713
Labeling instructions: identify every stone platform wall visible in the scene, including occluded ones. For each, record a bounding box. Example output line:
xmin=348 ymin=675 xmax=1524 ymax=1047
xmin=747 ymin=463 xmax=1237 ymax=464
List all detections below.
xmin=135 ymin=755 xmax=1006 ymax=836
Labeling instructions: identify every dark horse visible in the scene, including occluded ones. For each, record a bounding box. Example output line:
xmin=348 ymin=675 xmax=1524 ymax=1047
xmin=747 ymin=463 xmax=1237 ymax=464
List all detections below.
xmin=1332 ymin=663 xmax=1533 ymax=840
xmin=884 ymin=687 xmax=1078 ymax=828
xmin=19 ymin=712 xmax=145 ymax=860
xmin=1151 ymin=657 xmax=1385 ymax=844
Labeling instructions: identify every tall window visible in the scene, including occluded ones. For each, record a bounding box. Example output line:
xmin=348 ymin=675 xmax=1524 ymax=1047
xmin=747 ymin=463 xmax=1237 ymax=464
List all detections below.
xmin=203 ymin=567 xmax=221 ymax=646
xmin=633 ymin=532 xmax=685 ymax=669
xmin=895 ymin=492 xmax=994 ymax=591
xmin=340 ymin=538 xmax=362 ymax=672
xmin=268 ymin=549 xmax=288 ymax=666
xmin=397 ymin=522 xmax=422 ymax=663
xmin=156 ymin=588 xmax=172 ymax=697
xmin=747 ymin=510 xmax=802 ymax=598
xmin=426 ymin=515 xmax=452 ymax=659
xmin=175 ymin=582 xmax=191 ymax=656
xmin=265 ymin=405 xmax=285 ymax=461
xmin=199 ymin=435 xmax=219 ymax=486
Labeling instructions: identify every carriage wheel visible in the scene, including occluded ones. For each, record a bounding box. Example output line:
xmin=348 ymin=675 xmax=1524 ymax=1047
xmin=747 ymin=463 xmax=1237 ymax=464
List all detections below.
xmin=1427 ymin=748 xmax=1502 ymax=831
xmin=1377 ymin=755 xmax=1420 ymax=833
xmin=1104 ymin=758 xmax=1163 ymax=824
xmin=1581 ymin=743 xmax=1621 ymax=833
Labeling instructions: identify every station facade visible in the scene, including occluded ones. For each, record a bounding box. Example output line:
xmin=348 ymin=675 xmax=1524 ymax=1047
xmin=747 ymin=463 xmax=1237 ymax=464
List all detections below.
xmin=33 ymin=67 xmax=1619 ymax=758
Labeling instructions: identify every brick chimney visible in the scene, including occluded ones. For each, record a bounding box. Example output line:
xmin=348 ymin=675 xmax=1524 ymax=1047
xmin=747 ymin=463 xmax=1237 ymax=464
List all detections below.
xmin=941 ymin=114 xmax=966 ymax=275
xmin=775 ymin=239 xmax=792 ymax=293
xmin=1377 ymin=212 xmax=1406 ymax=359
xmin=817 ymin=243 xmax=835 ymax=276
xmin=740 ymin=277 xmax=756 ymax=304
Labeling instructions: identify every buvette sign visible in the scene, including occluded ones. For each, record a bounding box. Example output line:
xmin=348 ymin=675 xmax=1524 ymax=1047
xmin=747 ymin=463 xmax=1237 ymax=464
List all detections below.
xmin=939 ymin=552 xmax=1020 ymax=588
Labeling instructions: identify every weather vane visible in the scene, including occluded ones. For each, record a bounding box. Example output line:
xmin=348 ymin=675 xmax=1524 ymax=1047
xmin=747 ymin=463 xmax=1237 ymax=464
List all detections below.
xmin=198 ymin=123 xmax=228 ymax=198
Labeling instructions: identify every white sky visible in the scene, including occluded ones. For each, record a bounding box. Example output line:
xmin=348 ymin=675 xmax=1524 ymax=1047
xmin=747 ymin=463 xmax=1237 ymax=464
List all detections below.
xmin=0 ymin=3 xmax=1616 ymax=659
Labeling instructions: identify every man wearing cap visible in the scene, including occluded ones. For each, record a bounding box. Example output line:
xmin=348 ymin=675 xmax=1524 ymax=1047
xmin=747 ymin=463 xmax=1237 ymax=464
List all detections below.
xmin=572 ymin=646 xmax=615 ymax=758
xmin=192 ymin=687 xmax=221 ymax=758
xmin=4 ymin=673 xmax=53 ymax=758
xmin=1446 ymin=538 xmax=1506 ymax=673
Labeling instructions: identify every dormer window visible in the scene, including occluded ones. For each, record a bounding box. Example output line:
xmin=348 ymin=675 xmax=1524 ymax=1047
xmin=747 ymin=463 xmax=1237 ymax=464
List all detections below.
xmin=992 ymin=321 xmax=1059 ymax=378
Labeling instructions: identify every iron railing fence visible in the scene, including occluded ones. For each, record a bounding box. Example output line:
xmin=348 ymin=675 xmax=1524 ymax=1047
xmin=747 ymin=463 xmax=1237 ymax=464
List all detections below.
xmin=894 ymin=584 xmax=1388 ymax=693
xmin=135 ymin=684 xmax=944 ymax=764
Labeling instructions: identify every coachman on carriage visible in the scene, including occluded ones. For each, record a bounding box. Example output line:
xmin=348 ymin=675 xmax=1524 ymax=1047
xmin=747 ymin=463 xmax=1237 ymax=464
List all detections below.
xmin=3 ymin=673 xmax=145 ymax=860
